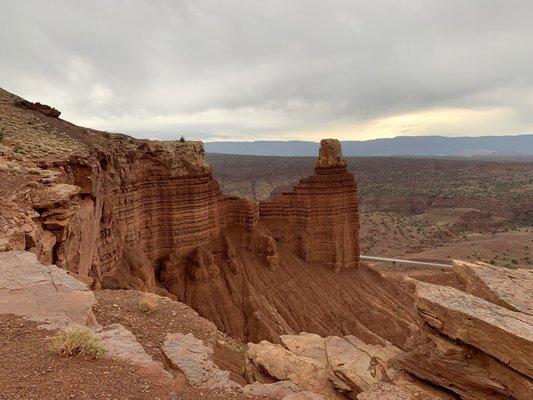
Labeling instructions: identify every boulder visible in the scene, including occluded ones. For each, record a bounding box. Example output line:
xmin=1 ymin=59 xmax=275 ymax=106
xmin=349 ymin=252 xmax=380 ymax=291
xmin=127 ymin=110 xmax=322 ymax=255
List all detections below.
xmin=454 ymin=260 xmax=533 ymax=315
xmin=162 ymin=332 xmax=240 ymax=389
xmin=0 ymin=251 xmax=96 ymax=328
xmin=246 ymin=332 xmax=402 ymax=399
xmin=413 ymin=279 xmax=533 ymax=377
xmin=245 ymin=339 xmax=339 ymax=399
xmin=325 ymin=335 xmax=399 ymax=393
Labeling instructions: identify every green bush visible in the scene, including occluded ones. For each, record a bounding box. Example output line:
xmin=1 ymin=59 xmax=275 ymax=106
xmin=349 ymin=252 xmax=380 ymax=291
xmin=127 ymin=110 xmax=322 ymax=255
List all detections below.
xmin=50 ymin=326 xmax=106 ymax=359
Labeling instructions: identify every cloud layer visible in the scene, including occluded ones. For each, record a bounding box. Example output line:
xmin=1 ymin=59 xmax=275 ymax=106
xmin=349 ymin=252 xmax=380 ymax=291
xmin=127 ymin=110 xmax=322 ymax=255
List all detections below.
xmin=1 ymin=1 xmax=532 ymax=140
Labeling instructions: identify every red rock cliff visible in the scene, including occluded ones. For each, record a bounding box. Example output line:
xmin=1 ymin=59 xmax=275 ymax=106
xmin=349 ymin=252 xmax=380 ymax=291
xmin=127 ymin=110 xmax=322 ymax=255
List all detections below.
xmin=90 ymin=141 xmax=257 ymax=290
xmin=259 ymin=139 xmax=359 ymax=271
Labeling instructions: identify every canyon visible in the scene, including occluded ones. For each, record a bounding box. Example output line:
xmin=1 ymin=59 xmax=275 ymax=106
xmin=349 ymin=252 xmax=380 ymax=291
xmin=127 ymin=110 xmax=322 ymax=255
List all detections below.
xmin=1 ymin=88 xmax=532 ymax=400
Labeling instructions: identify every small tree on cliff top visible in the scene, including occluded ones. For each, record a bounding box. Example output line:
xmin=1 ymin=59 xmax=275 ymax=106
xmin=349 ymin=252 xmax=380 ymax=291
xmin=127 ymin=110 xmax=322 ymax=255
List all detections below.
xmin=179 ymin=135 xmax=185 ymax=143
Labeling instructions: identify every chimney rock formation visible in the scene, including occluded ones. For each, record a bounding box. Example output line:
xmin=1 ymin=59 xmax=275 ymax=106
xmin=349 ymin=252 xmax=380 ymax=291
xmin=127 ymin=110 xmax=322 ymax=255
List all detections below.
xmin=260 ymin=139 xmax=359 ymax=272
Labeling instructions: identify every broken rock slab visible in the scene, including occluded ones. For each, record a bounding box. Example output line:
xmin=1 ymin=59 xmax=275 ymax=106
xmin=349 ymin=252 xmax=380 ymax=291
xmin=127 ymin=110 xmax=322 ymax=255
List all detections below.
xmin=0 ymin=250 xmax=96 ymax=328
xmin=245 ymin=338 xmax=339 ymax=399
xmin=162 ymin=332 xmax=240 ymax=389
xmin=246 ymin=332 xmax=403 ymax=399
xmin=30 ymin=183 xmax=80 ymax=209
xmin=399 ymin=331 xmax=533 ymax=400
xmin=454 ymin=259 xmax=533 ymax=315
xmin=413 ymin=279 xmax=533 ymax=378
xmin=97 ymin=323 xmax=166 ymax=372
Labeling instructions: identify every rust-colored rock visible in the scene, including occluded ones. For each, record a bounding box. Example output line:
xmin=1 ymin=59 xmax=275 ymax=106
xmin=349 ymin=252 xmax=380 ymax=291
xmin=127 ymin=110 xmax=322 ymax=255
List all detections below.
xmin=412 ymin=279 xmax=533 ymax=377
xmin=400 ymin=331 xmax=533 ymax=400
xmin=454 ymin=259 xmax=533 ymax=315
xmin=259 ymin=139 xmax=359 ymax=272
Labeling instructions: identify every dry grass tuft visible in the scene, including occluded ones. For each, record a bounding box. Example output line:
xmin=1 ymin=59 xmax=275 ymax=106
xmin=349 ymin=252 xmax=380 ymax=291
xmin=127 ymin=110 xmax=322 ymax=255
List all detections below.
xmin=50 ymin=326 xmax=106 ymax=359
xmin=139 ymin=297 xmax=158 ymax=314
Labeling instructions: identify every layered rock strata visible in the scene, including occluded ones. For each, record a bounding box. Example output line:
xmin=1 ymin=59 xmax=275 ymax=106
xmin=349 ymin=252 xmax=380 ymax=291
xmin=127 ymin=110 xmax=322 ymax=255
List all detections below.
xmin=259 ymin=139 xmax=359 ymax=272
xmin=400 ymin=278 xmax=533 ymax=400
xmin=6 ymin=121 xmax=402 ymax=346
xmin=453 ymin=259 xmax=532 ymax=315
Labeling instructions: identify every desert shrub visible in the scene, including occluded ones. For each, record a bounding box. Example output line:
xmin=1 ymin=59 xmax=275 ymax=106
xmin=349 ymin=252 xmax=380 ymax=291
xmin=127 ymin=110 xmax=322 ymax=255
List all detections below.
xmin=179 ymin=135 xmax=185 ymax=142
xmin=139 ymin=297 xmax=158 ymax=314
xmin=12 ymin=97 xmax=24 ymax=107
xmin=50 ymin=326 xmax=106 ymax=359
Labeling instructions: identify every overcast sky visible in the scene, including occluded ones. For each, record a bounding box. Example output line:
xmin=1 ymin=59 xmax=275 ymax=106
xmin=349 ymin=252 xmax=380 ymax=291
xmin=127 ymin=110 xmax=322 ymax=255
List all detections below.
xmin=1 ymin=1 xmax=532 ymax=141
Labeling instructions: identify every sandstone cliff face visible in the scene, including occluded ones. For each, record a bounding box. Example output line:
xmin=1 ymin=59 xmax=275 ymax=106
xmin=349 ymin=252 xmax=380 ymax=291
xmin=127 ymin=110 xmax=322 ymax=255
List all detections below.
xmin=4 ymin=127 xmax=417 ymax=348
xmin=4 ymin=91 xmax=424 ymax=352
xmin=260 ymin=139 xmax=359 ymax=272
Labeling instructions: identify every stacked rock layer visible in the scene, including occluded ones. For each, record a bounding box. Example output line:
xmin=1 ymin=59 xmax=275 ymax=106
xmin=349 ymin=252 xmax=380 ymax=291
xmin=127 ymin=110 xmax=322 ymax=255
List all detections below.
xmin=260 ymin=139 xmax=359 ymax=271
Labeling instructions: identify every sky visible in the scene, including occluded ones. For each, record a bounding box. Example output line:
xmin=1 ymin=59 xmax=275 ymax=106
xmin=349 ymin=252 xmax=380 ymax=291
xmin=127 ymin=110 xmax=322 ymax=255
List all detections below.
xmin=1 ymin=0 xmax=532 ymax=141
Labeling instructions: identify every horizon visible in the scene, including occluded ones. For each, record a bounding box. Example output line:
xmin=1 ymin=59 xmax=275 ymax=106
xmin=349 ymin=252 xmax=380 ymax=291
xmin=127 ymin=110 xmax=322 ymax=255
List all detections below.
xmin=201 ymin=133 xmax=533 ymax=143
xmin=2 ymin=1 xmax=533 ymax=141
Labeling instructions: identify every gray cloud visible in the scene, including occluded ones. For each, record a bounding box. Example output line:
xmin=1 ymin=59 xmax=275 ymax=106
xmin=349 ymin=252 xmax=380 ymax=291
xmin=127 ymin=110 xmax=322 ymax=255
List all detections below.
xmin=1 ymin=0 xmax=532 ymax=140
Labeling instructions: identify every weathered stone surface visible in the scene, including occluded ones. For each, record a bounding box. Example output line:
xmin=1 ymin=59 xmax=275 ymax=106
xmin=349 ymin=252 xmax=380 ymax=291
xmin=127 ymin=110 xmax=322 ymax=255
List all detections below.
xmin=30 ymin=183 xmax=80 ymax=209
xmin=283 ymin=392 xmax=327 ymax=400
xmin=454 ymin=259 xmax=533 ymax=315
xmin=162 ymin=332 xmax=240 ymax=389
xmin=355 ymin=380 xmax=454 ymax=400
xmin=0 ymin=251 xmax=96 ymax=327
xmin=245 ymin=339 xmax=339 ymax=399
xmin=259 ymin=139 xmax=359 ymax=272
xmin=242 ymin=381 xmax=303 ymax=398
xmin=413 ymin=279 xmax=533 ymax=377
xmin=400 ymin=332 xmax=533 ymax=400
xmin=326 ymin=335 xmax=399 ymax=393
xmin=246 ymin=332 xmax=403 ymax=399
xmin=315 ymin=139 xmax=347 ymax=168
xmin=97 ymin=323 xmax=167 ymax=373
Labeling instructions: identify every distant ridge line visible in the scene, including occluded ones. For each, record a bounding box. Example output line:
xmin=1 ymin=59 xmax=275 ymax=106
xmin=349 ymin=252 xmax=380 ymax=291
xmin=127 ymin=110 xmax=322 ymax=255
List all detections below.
xmin=204 ymin=134 xmax=533 ymax=157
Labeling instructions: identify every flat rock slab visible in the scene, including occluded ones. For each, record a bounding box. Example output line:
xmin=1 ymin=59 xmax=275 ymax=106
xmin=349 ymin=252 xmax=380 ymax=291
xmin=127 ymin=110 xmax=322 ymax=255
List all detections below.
xmin=162 ymin=332 xmax=240 ymax=389
xmin=400 ymin=332 xmax=533 ymax=400
xmin=454 ymin=260 xmax=533 ymax=315
xmin=97 ymin=323 xmax=164 ymax=370
xmin=0 ymin=251 xmax=96 ymax=327
xmin=414 ymin=279 xmax=533 ymax=377
xmin=30 ymin=183 xmax=80 ymax=209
